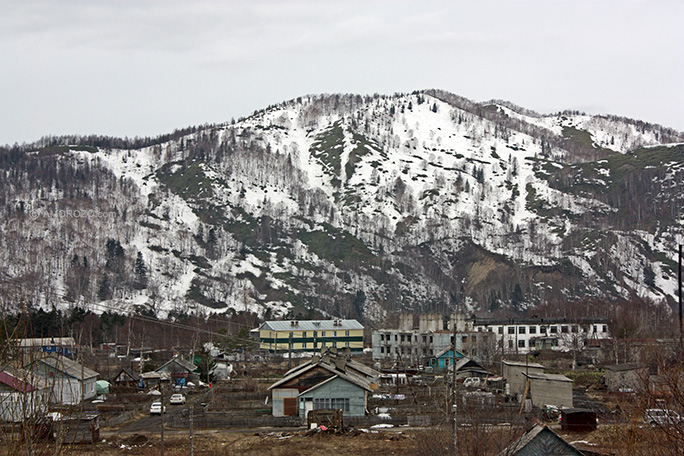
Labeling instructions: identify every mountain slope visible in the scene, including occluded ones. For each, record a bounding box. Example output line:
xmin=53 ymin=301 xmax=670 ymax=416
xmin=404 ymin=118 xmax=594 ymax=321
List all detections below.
xmin=1 ymin=90 xmax=683 ymax=323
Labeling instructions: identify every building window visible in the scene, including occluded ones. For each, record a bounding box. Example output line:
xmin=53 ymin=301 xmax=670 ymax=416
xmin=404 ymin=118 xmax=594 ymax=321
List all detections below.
xmin=401 ymin=335 xmax=405 ymax=342
xmin=498 ymin=327 xmax=503 ymax=334
xmin=529 ymin=326 xmax=536 ymax=334
xmin=550 ymin=326 xmax=557 ymax=334
xmin=561 ymin=326 xmax=568 ymax=334
xmin=345 ymin=341 xmax=350 ymax=348
xmin=518 ymin=326 xmax=526 ymax=334
xmin=346 ymin=331 xmax=350 ymax=337
xmin=303 ymin=331 xmax=307 ymax=338
xmin=540 ymin=326 xmax=547 ymax=333
xmin=302 ymin=342 xmax=307 ymax=349
xmin=322 ymin=331 xmax=326 ymax=337
xmin=422 ymin=336 xmax=427 ymax=343
xmin=394 ymin=334 xmax=398 ymax=341
xmin=529 ymin=339 xmax=536 ymax=348
xmin=518 ymin=340 xmax=526 ymax=348
xmin=462 ymin=336 xmax=467 ymax=343
xmin=429 ymin=336 xmax=433 ymax=343
xmin=380 ymin=347 xmax=384 ymax=353
xmin=508 ymin=327 xmax=515 ymax=334
xmin=571 ymin=325 xmax=578 ymax=333
xmin=333 ymin=331 xmax=337 ymax=337
xmin=314 ymin=398 xmax=350 ymax=412
xmin=602 ymin=325 xmax=607 ymax=333
xmin=322 ymin=342 xmax=327 ymax=347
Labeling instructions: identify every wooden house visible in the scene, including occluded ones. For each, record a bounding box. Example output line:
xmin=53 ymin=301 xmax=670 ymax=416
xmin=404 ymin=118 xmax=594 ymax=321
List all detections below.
xmin=268 ymin=347 xmax=379 ymax=417
xmin=497 ymin=424 xmax=585 ymax=455
xmin=25 ymin=354 xmax=98 ymax=405
xmin=0 ymin=368 xmax=48 ymax=422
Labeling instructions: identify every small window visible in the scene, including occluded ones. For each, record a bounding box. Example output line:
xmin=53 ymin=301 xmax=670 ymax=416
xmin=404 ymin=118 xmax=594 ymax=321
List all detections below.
xmin=313 ymin=331 xmax=317 ymax=338
xmin=550 ymin=326 xmax=557 ymax=334
xmin=345 ymin=341 xmax=350 ymax=348
xmin=345 ymin=330 xmax=350 ymax=337
xmin=561 ymin=326 xmax=568 ymax=333
xmin=529 ymin=339 xmax=536 ymax=347
xmin=518 ymin=326 xmax=526 ymax=334
xmin=333 ymin=331 xmax=337 ymax=337
xmin=518 ymin=340 xmax=526 ymax=348
xmin=302 ymin=342 xmax=307 ymax=349
xmin=508 ymin=327 xmax=515 ymax=334
xmin=380 ymin=346 xmax=384 ymax=353
xmin=529 ymin=326 xmax=536 ymax=334
xmin=602 ymin=325 xmax=607 ymax=333
xmin=462 ymin=336 xmax=467 ymax=343
xmin=498 ymin=327 xmax=503 ymax=334
xmin=540 ymin=326 xmax=547 ymax=333
xmin=571 ymin=325 xmax=578 ymax=333
xmin=302 ymin=331 xmax=307 ymax=338
xmin=322 ymin=331 xmax=326 ymax=337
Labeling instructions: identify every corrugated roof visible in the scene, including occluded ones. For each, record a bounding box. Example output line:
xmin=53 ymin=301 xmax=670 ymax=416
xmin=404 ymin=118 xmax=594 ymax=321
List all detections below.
xmin=35 ymin=354 xmax=98 ymax=380
xmin=524 ymin=372 xmax=573 ymax=383
xmin=260 ymin=320 xmax=364 ymax=331
xmin=503 ymin=360 xmax=546 ymax=369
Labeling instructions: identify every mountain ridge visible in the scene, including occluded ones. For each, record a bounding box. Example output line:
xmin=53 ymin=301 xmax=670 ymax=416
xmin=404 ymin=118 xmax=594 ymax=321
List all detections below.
xmin=1 ymin=90 xmax=683 ymax=324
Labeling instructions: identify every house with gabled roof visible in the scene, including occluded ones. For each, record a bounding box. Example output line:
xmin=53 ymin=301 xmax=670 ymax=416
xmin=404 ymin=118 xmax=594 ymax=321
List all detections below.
xmin=429 ymin=345 xmax=465 ymax=372
xmin=111 ymin=367 xmax=139 ymax=387
xmin=497 ymin=423 xmax=586 ymax=455
xmin=268 ymin=347 xmax=379 ymax=417
xmin=0 ymin=367 xmax=49 ymax=422
xmin=155 ymin=356 xmax=198 ymax=387
xmin=25 ymin=354 xmax=98 ymax=405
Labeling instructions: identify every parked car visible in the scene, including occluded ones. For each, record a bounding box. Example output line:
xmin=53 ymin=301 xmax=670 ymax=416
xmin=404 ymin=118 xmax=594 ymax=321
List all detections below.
xmin=645 ymin=408 xmax=682 ymax=426
xmin=149 ymin=402 xmax=166 ymax=415
xmin=170 ymin=394 xmax=186 ymax=405
xmin=463 ymin=377 xmax=482 ymax=388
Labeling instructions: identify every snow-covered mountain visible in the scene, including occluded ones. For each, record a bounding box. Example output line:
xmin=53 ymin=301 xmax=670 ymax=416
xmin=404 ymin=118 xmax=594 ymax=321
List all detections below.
xmin=1 ymin=90 xmax=683 ymax=323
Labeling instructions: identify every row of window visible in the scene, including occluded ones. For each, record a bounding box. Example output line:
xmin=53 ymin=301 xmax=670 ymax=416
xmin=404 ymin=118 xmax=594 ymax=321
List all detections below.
xmin=379 ymin=334 xmax=435 ymax=343
xmin=379 ymin=346 xmax=435 ymax=356
xmin=287 ymin=330 xmax=350 ymax=338
xmin=313 ymin=397 xmax=350 ymax=412
xmin=292 ymin=341 xmax=351 ymax=349
xmin=509 ymin=339 xmax=559 ymax=349
xmin=481 ymin=324 xmax=607 ymax=335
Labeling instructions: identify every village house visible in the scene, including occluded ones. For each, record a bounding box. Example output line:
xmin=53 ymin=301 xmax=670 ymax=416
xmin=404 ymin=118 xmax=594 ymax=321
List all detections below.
xmin=497 ymin=423 xmax=585 ymax=456
xmin=258 ymin=319 xmax=365 ymax=355
xmin=0 ymin=367 xmax=48 ymax=422
xmin=16 ymin=337 xmax=77 ymax=358
xmin=268 ymin=347 xmax=379 ymax=418
xmin=111 ymin=367 xmax=140 ymax=388
xmin=25 ymin=353 xmax=98 ymax=405
xmin=428 ymin=346 xmax=465 ymax=372
xmin=155 ymin=356 xmax=198 ymax=387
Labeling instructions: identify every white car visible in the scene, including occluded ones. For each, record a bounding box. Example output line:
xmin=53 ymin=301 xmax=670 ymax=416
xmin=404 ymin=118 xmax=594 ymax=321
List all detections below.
xmin=645 ymin=408 xmax=682 ymax=426
xmin=149 ymin=402 xmax=166 ymax=415
xmin=169 ymin=394 xmax=186 ymax=405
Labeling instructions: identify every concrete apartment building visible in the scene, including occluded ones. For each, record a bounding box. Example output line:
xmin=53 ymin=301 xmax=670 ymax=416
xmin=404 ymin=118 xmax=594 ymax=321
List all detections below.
xmin=372 ymin=313 xmax=495 ymax=365
xmin=472 ymin=316 xmax=610 ymax=354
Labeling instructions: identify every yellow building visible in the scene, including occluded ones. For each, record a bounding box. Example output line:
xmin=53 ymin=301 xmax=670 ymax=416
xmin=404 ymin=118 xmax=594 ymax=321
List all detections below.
xmin=258 ymin=320 xmax=364 ymax=354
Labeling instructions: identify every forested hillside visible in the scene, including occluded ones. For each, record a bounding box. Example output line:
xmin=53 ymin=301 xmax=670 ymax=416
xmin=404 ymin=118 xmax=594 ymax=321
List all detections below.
xmin=1 ymin=90 xmax=683 ymax=325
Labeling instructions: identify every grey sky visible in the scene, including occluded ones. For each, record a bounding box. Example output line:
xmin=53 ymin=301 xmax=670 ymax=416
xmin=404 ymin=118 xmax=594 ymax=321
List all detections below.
xmin=1 ymin=0 xmax=683 ymax=146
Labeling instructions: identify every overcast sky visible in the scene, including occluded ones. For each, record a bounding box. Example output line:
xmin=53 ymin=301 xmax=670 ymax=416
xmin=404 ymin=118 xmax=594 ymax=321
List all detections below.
xmin=1 ymin=0 xmax=683 ymax=146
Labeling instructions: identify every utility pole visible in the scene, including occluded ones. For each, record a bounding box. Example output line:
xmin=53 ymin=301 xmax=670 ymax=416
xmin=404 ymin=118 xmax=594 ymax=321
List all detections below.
xmin=451 ymin=321 xmax=458 ymax=456
xmin=160 ymin=386 xmax=164 ymax=456
xmin=679 ymin=244 xmax=682 ymax=351
xmin=189 ymin=405 xmax=194 ymax=456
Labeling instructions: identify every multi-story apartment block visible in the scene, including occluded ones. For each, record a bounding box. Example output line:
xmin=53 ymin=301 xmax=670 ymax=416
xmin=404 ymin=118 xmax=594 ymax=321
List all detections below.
xmin=258 ymin=320 xmax=364 ymax=354
xmin=472 ymin=316 xmax=610 ymax=354
xmin=371 ymin=313 xmax=496 ymax=364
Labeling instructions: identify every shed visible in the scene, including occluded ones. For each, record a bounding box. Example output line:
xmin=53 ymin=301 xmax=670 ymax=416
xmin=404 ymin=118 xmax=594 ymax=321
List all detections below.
xmin=523 ymin=372 xmax=573 ymax=409
xmin=560 ymin=408 xmax=598 ymax=432
xmin=603 ymin=363 xmax=647 ymax=392
xmin=53 ymin=412 xmax=100 ymax=444
xmin=498 ymin=423 xmax=585 ymax=456
xmin=502 ymin=360 xmax=546 ymax=396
